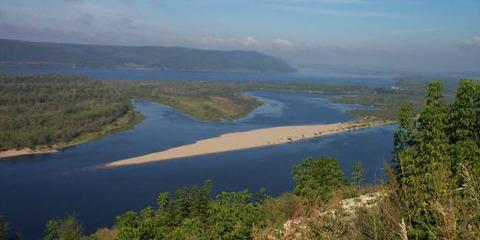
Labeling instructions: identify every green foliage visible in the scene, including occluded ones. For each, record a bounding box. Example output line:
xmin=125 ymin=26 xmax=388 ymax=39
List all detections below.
xmin=448 ymin=79 xmax=477 ymax=142
xmin=392 ymin=102 xmax=418 ymax=178
xmin=43 ymin=216 xmax=85 ymax=240
xmin=119 ymin=80 xmax=262 ymax=121
xmin=259 ymin=193 xmax=303 ymax=228
xmin=391 ymin=79 xmax=480 ymax=239
xmin=113 ymin=181 xmax=265 ymax=240
xmin=206 ymin=191 xmax=264 ymax=240
xmin=0 ymin=73 xmax=140 ymax=151
xmin=293 ymin=156 xmax=348 ymax=203
xmin=351 ymin=160 xmax=365 ymax=188
xmin=254 ymin=188 xmax=269 ymax=204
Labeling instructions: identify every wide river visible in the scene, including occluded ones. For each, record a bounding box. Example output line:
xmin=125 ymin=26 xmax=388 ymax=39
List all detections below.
xmin=0 ymin=68 xmax=395 ymax=239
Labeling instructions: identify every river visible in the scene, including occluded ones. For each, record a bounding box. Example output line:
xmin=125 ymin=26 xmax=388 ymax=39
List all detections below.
xmin=0 ymin=68 xmax=395 ymax=239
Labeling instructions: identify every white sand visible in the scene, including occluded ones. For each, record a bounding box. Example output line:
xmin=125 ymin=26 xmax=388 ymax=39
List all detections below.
xmin=0 ymin=148 xmax=57 ymax=159
xmin=106 ymin=119 xmax=388 ymax=168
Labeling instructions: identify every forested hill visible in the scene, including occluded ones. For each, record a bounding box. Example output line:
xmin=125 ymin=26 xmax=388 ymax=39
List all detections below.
xmin=0 ymin=38 xmax=296 ymax=73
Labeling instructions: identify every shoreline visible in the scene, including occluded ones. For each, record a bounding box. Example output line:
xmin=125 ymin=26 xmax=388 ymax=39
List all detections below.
xmin=106 ymin=118 xmax=393 ymax=168
xmin=0 ymin=148 xmax=58 ymax=159
xmin=0 ymin=110 xmax=144 ymax=160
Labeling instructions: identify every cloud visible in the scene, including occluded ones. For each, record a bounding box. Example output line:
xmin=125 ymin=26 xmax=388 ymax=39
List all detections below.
xmin=388 ymin=27 xmax=439 ymax=35
xmin=201 ymin=36 xmax=298 ymax=50
xmin=201 ymin=36 xmax=259 ymax=47
xmin=274 ymin=5 xmax=391 ymax=18
xmin=271 ymin=38 xmax=295 ymax=48
xmin=465 ymin=35 xmax=480 ymax=47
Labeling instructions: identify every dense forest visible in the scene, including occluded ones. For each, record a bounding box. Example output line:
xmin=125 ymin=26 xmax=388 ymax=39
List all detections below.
xmin=2 ymin=79 xmax=478 ymax=239
xmin=0 ymin=39 xmax=296 ymax=73
xmin=0 ymin=73 xmax=142 ymax=151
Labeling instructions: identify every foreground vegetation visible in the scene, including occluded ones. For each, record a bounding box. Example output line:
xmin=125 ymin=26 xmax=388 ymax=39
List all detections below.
xmin=2 ymin=79 xmax=478 ymax=239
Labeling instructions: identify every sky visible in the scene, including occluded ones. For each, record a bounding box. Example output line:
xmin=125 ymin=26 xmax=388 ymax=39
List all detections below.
xmin=0 ymin=0 xmax=479 ymax=73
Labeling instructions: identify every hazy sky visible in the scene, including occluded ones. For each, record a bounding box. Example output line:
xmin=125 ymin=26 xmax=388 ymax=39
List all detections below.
xmin=1 ymin=0 xmax=479 ymax=73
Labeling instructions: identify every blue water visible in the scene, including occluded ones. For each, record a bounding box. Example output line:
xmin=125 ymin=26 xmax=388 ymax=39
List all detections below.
xmin=0 ymin=90 xmax=394 ymax=239
xmin=0 ymin=66 xmax=393 ymax=88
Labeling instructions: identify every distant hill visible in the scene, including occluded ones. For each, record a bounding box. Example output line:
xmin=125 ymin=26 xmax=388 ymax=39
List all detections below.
xmin=0 ymin=38 xmax=296 ymax=73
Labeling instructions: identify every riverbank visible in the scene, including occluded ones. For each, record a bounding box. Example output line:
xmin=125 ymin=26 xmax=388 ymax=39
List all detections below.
xmin=0 ymin=148 xmax=58 ymax=159
xmin=0 ymin=111 xmax=144 ymax=160
xmin=106 ymin=118 xmax=393 ymax=168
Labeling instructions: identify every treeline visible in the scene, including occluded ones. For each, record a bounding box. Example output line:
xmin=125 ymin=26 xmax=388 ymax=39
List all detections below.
xmin=0 ymin=73 xmax=139 ymax=151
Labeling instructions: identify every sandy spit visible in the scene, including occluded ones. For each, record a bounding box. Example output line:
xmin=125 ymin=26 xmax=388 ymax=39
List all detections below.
xmin=106 ymin=119 xmax=390 ymax=168
xmin=0 ymin=148 xmax=57 ymax=160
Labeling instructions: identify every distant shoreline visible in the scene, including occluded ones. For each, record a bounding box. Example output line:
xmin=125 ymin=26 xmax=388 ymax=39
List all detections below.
xmin=106 ymin=118 xmax=393 ymax=168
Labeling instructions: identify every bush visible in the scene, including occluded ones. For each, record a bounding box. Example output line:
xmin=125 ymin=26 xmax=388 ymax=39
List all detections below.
xmin=293 ymin=156 xmax=348 ymax=203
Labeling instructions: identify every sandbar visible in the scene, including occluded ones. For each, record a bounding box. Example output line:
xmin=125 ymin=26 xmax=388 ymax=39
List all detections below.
xmin=106 ymin=119 xmax=390 ymax=168
xmin=0 ymin=148 xmax=57 ymax=160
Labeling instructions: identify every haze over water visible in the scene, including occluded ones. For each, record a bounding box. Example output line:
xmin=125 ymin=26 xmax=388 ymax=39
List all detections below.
xmin=0 ymin=66 xmax=394 ymax=88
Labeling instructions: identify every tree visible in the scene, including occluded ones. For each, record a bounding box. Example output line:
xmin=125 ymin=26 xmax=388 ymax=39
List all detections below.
xmin=351 ymin=160 xmax=365 ymax=188
xmin=417 ymin=81 xmax=452 ymax=195
xmin=43 ymin=216 xmax=84 ymax=240
xmin=190 ymin=180 xmax=212 ymax=222
xmin=475 ymin=82 xmax=480 ymax=145
xmin=254 ymin=188 xmax=269 ymax=204
xmin=448 ymin=79 xmax=477 ymax=142
xmin=447 ymin=79 xmax=479 ymax=175
xmin=206 ymin=191 xmax=264 ymax=240
xmin=170 ymin=218 xmax=202 ymax=240
xmin=390 ymin=80 xmax=480 ymax=238
xmin=115 ymin=211 xmax=141 ymax=240
xmin=293 ymin=156 xmax=347 ymax=203
xmin=392 ymin=102 xmax=417 ymax=177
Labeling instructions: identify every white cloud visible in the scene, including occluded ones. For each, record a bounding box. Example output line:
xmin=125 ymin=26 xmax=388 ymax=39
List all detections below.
xmin=243 ymin=36 xmax=258 ymax=46
xmin=388 ymin=27 xmax=439 ymax=35
xmin=201 ymin=36 xmax=299 ymax=50
xmin=465 ymin=35 xmax=480 ymax=47
xmin=201 ymin=36 xmax=259 ymax=47
xmin=271 ymin=38 xmax=295 ymax=48
xmin=274 ymin=5 xmax=391 ymax=18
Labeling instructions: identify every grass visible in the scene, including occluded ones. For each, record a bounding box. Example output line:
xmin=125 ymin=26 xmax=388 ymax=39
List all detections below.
xmin=145 ymin=94 xmax=261 ymax=122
